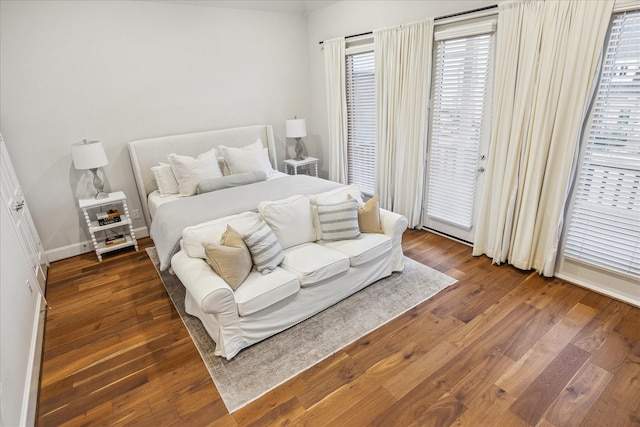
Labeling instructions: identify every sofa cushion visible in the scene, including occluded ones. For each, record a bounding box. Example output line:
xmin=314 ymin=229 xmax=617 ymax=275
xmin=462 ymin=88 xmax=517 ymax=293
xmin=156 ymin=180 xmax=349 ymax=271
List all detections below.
xmin=321 ymin=233 xmax=392 ymax=267
xmin=201 ymin=225 xmax=252 ymax=290
xmin=233 ymin=268 xmax=300 ymax=316
xmin=258 ymin=195 xmax=315 ymax=250
xmin=243 ymin=220 xmax=284 ymax=274
xmin=316 ymin=199 xmax=361 ymax=241
xmin=310 ymin=184 xmax=363 ymax=239
xmin=182 ymin=211 xmax=261 ymax=259
xmin=310 ymin=184 xmax=364 ymax=205
xmin=281 ymin=243 xmax=350 ymax=287
xmin=350 ymin=194 xmax=383 ymax=233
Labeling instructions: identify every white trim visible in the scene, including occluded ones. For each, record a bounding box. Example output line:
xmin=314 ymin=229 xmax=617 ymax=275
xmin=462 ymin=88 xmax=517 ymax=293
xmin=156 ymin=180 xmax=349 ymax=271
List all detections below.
xmin=555 ymin=272 xmax=639 ymax=308
xmin=23 ymin=296 xmax=46 ymax=427
xmin=346 ymin=43 xmax=373 ymax=56
xmin=45 ymin=226 xmax=149 ymax=262
xmin=615 ymin=0 xmax=639 ymax=12
xmin=435 ymin=19 xmax=497 ymax=40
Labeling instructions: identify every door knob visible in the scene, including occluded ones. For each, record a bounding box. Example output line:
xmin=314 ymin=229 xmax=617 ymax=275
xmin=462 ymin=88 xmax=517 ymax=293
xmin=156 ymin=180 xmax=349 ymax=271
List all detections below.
xmin=11 ymin=200 xmax=25 ymax=212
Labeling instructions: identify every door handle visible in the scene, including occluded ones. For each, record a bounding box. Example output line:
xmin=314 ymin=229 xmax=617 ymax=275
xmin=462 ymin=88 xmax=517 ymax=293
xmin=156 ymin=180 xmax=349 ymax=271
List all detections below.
xmin=11 ymin=200 xmax=25 ymax=212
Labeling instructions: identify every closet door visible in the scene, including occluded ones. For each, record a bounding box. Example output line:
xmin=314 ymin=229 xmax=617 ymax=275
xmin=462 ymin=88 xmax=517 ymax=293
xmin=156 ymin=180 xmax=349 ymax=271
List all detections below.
xmin=0 ymin=134 xmax=48 ymax=293
xmin=0 ymin=133 xmax=48 ymax=427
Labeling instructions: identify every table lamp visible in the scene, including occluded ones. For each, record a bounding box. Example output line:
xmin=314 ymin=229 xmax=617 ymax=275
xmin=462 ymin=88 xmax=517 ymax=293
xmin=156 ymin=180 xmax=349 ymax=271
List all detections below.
xmin=286 ymin=117 xmax=307 ymax=161
xmin=71 ymin=140 xmax=109 ymax=199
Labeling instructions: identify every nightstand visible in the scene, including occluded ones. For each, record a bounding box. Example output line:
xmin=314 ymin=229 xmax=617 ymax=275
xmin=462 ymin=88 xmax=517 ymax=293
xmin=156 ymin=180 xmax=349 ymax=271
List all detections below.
xmin=283 ymin=157 xmax=319 ymax=178
xmin=79 ymin=191 xmax=138 ymax=261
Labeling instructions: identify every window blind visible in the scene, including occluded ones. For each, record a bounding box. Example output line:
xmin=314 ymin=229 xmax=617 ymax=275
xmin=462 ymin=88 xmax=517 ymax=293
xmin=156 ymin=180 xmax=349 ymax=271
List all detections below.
xmin=564 ymin=10 xmax=640 ymax=277
xmin=346 ymin=50 xmax=376 ymax=195
xmin=426 ymin=32 xmax=493 ymax=228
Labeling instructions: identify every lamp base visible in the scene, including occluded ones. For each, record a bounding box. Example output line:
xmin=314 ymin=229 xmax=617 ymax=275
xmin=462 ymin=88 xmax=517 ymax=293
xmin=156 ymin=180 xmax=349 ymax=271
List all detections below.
xmin=91 ymin=168 xmax=108 ymax=199
xmin=294 ymin=138 xmax=305 ymax=161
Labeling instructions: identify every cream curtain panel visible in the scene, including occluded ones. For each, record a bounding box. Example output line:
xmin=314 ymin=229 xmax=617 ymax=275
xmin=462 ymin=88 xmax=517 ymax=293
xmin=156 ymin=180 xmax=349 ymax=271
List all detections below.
xmin=374 ymin=20 xmax=433 ymax=227
xmin=323 ymin=37 xmax=348 ymax=184
xmin=473 ymin=0 xmax=615 ymax=276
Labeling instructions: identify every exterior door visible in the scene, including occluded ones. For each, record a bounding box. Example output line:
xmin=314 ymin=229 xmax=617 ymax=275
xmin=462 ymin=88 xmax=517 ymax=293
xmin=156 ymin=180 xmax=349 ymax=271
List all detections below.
xmin=422 ymin=23 xmax=495 ymax=243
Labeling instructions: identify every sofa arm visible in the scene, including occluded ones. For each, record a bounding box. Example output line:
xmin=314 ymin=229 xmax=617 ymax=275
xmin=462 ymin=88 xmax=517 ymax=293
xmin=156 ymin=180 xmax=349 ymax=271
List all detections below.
xmin=379 ymin=209 xmax=408 ymax=272
xmin=171 ymin=250 xmax=238 ymax=318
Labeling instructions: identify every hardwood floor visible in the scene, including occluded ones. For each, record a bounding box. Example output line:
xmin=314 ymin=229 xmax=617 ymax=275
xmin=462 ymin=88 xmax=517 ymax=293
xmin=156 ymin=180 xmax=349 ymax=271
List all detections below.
xmin=37 ymin=229 xmax=640 ymax=426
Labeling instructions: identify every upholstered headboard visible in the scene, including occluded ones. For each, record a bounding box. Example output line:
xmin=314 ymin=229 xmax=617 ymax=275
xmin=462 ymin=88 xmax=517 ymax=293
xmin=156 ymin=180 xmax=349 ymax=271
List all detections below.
xmin=128 ymin=124 xmax=276 ymax=227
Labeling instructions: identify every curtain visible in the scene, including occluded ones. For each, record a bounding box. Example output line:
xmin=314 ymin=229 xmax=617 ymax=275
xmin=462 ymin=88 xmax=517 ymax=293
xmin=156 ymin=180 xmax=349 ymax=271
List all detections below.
xmin=374 ymin=20 xmax=433 ymax=227
xmin=473 ymin=0 xmax=615 ymax=276
xmin=323 ymin=37 xmax=347 ymax=184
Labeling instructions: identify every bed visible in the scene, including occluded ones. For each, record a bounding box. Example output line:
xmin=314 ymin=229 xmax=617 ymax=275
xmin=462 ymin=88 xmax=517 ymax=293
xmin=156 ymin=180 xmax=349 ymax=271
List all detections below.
xmin=128 ymin=125 xmax=341 ymax=271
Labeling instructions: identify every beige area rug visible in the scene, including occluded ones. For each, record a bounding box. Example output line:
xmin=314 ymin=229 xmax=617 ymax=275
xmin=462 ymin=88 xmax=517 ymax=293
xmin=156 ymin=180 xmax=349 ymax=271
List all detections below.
xmin=147 ymin=247 xmax=456 ymax=413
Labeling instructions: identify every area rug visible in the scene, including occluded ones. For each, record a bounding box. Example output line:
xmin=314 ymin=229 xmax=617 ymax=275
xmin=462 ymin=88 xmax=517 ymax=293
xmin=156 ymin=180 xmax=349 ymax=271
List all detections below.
xmin=147 ymin=247 xmax=456 ymax=412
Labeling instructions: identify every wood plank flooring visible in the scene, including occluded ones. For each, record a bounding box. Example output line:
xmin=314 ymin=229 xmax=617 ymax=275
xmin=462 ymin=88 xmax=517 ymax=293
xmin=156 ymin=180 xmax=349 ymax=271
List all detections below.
xmin=37 ymin=229 xmax=640 ymax=426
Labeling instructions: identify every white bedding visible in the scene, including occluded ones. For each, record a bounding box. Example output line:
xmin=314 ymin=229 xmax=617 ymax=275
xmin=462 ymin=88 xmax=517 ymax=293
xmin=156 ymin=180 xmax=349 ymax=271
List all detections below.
xmin=148 ymin=171 xmax=289 ymax=218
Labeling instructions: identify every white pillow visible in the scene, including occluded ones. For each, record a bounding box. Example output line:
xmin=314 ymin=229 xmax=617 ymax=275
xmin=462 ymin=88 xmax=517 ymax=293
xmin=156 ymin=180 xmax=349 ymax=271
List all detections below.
xmin=151 ymin=162 xmax=179 ymax=195
xmin=181 ymin=211 xmax=260 ymax=259
xmin=168 ymin=148 xmax=223 ymax=196
xmin=220 ymin=139 xmax=274 ymax=177
xmin=311 ymin=184 xmax=364 ymax=205
xmin=259 ymin=195 xmax=315 ymax=250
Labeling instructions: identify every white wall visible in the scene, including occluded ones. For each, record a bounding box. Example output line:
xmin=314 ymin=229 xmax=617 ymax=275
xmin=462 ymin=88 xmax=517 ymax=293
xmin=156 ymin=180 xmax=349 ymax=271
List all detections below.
xmin=0 ymin=0 xmax=309 ymax=259
xmin=306 ymin=0 xmax=496 ymax=178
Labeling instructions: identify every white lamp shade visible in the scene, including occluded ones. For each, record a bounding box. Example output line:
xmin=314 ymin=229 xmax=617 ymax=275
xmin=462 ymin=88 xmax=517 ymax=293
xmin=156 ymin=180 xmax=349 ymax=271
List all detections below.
xmin=71 ymin=140 xmax=108 ymax=170
xmin=286 ymin=118 xmax=307 ymax=138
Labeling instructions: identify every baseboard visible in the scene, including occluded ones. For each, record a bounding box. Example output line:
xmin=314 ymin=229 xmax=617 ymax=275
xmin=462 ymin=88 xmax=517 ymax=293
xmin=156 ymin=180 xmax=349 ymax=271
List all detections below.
xmin=46 ymin=226 xmax=149 ymax=262
xmin=555 ymin=272 xmax=640 ymax=308
xmin=24 ymin=296 xmax=46 ymax=427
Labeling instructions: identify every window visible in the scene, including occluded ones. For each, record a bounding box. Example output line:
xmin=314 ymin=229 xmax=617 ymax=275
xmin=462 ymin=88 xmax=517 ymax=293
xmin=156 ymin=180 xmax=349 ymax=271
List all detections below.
xmin=346 ymin=50 xmax=375 ymax=195
xmin=563 ymin=10 xmax=640 ymax=277
xmin=424 ymin=21 xmax=495 ymax=240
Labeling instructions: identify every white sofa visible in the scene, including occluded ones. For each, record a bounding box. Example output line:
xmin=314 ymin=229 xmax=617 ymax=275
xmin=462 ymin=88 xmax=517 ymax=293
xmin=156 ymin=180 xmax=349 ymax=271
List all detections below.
xmin=171 ymin=186 xmax=409 ymax=360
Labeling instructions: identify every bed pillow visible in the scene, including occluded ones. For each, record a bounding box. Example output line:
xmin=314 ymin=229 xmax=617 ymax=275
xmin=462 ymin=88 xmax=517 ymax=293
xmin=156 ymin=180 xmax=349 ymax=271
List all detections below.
xmin=201 ymin=225 xmax=252 ymax=290
xmin=242 ymin=220 xmax=284 ymax=274
xmin=168 ymin=148 xmax=223 ymax=196
xmin=219 ymin=139 xmax=274 ymax=178
xmin=349 ymin=194 xmax=383 ymax=233
xmin=258 ymin=195 xmax=315 ymax=250
xmin=151 ymin=162 xmax=179 ymax=195
xmin=316 ymin=199 xmax=360 ymax=241
xmin=196 ymin=171 xmax=267 ymax=194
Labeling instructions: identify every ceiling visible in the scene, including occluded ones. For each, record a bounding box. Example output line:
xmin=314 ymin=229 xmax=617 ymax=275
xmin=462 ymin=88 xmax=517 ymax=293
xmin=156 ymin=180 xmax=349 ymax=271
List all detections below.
xmin=141 ymin=0 xmax=339 ymax=14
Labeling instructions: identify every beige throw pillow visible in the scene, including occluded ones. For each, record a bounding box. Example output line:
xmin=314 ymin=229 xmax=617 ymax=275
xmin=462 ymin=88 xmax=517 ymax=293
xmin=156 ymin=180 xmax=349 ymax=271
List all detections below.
xmin=349 ymin=194 xmax=383 ymax=233
xmin=201 ymin=225 xmax=252 ymax=290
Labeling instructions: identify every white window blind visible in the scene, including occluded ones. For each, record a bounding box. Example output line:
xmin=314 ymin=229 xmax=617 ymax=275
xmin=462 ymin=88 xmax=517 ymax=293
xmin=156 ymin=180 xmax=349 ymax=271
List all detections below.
xmin=346 ymin=50 xmax=376 ymax=195
xmin=564 ymin=10 xmax=640 ymax=277
xmin=426 ymin=31 xmax=493 ymax=228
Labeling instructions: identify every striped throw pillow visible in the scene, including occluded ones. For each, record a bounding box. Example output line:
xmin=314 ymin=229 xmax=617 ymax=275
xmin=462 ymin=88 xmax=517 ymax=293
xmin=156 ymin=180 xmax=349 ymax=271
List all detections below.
xmin=242 ymin=221 xmax=284 ymax=274
xmin=316 ymin=199 xmax=361 ymax=241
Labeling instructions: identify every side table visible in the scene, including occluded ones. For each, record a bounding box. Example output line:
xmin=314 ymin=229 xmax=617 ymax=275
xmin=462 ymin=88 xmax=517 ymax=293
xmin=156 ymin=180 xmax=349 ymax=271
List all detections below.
xmin=283 ymin=157 xmax=319 ymax=178
xmin=78 ymin=191 xmax=138 ymax=261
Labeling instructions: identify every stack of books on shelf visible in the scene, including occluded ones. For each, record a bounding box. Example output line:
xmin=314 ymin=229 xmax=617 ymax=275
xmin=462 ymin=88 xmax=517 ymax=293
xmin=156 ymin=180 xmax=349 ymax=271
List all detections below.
xmin=105 ymin=234 xmax=126 ymax=246
xmin=97 ymin=209 xmax=121 ymax=226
